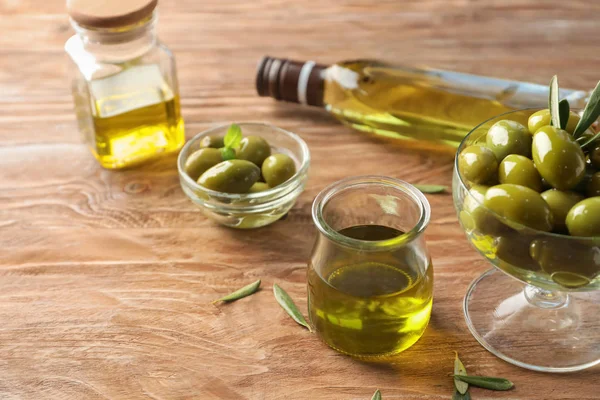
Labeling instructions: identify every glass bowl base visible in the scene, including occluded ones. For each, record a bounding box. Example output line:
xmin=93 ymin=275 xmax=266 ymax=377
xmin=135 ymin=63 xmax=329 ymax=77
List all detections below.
xmin=464 ymin=269 xmax=600 ymax=372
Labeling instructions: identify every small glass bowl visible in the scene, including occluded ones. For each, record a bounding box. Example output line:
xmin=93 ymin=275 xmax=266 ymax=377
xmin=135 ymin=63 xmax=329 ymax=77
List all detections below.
xmin=177 ymin=122 xmax=310 ymax=229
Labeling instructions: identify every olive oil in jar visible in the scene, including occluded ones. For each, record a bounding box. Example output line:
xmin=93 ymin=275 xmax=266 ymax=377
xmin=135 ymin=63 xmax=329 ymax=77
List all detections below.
xmin=66 ymin=0 xmax=185 ymax=169
xmin=308 ymin=225 xmax=434 ymax=357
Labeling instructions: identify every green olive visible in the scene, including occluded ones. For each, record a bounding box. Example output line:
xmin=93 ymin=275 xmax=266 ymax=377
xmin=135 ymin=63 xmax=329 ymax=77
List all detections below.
xmin=540 ymin=189 xmax=583 ymax=232
xmin=530 ymin=238 xmax=600 ymax=288
xmin=261 ymin=154 xmax=297 ymax=187
xmin=484 ymin=184 xmax=553 ymax=232
xmin=589 ymin=144 xmax=600 ymax=169
xmin=458 ymin=145 xmax=498 ymax=184
xmin=498 ymin=154 xmax=542 ymax=192
xmin=587 ymin=172 xmax=600 ymax=197
xmin=486 ymin=120 xmax=531 ymax=160
xmin=461 ymin=185 xmax=511 ymax=236
xmin=197 ymin=160 xmax=260 ymax=193
xmin=566 ymin=197 xmax=600 ymax=237
xmin=236 ymin=136 xmax=271 ymax=166
xmin=248 ymin=182 xmax=271 ymax=193
xmin=573 ymin=166 xmax=596 ymax=195
xmin=532 ymin=125 xmax=586 ymax=190
xmin=199 ymin=135 xmax=225 ymax=149
xmin=495 ymin=234 xmax=540 ymax=272
xmin=184 ymin=148 xmax=223 ymax=181
xmin=528 ymin=109 xmax=580 ymax=134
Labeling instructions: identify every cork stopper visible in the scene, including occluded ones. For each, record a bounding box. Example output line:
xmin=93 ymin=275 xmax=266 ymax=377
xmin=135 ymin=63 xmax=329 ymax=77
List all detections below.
xmin=256 ymin=56 xmax=327 ymax=107
xmin=67 ymin=0 xmax=158 ymax=29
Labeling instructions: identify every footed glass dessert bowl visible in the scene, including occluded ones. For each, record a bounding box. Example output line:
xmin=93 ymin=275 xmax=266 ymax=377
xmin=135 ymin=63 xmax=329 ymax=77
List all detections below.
xmin=453 ymin=109 xmax=600 ymax=372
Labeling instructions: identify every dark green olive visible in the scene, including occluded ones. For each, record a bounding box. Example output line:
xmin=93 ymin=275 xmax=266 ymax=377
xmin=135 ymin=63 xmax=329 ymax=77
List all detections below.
xmin=197 ymin=160 xmax=260 ymax=193
xmin=184 ymin=148 xmax=223 ymax=181
xmin=589 ymin=144 xmax=600 ymax=169
xmin=458 ymin=145 xmax=498 ymax=184
xmin=486 ymin=120 xmax=531 ymax=160
xmin=532 ymin=126 xmax=586 ymax=190
xmin=237 ymin=136 xmax=271 ymax=166
xmin=495 ymin=234 xmax=540 ymax=272
xmin=573 ymin=166 xmax=596 ymax=195
xmin=498 ymin=154 xmax=542 ymax=192
xmin=248 ymin=182 xmax=270 ymax=193
xmin=200 ymin=135 xmax=225 ymax=149
xmin=566 ymin=197 xmax=600 ymax=237
xmin=484 ymin=184 xmax=553 ymax=232
xmin=261 ymin=154 xmax=296 ymax=187
xmin=587 ymin=172 xmax=600 ymax=197
xmin=540 ymin=189 xmax=583 ymax=232
xmin=530 ymin=238 xmax=600 ymax=288
xmin=528 ymin=109 xmax=580 ymax=134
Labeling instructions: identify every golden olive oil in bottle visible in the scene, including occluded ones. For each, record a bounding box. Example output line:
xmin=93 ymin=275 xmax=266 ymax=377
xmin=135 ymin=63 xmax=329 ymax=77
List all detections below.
xmin=257 ymin=57 xmax=588 ymax=150
xmin=307 ymin=225 xmax=434 ymax=357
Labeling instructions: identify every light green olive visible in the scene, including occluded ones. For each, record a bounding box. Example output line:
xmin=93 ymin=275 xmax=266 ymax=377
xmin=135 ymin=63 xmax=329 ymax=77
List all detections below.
xmin=457 ymin=145 xmax=498 ymax=184
xmin=184 ymin=148 xmax=223 ymax=181
xmin=197 ymin=160 xmax=260 ymax=193
xmin=199 ymin=135 xmax=225 ymax=149
xmin=261 ymin=154 xmax=297 ymax=187
xmin=461 ymin=185 xmax=511 ymax=236
xmin=237 ymin=136 xmax=271 ymax=166
xmin=486 ymin=120 xmax=531 ymax=160
xmin=498 ymin=154 xmax=542 ymax=192
xmin=484 ymin=184 xmax=554 ymax=232
xmin=532 ymin=126 xmax=586 ymax=190
xmin=589 ymin=144 xmax=600 ymax=169
xmin=530 ymin=238 xmax=600 ymax=288
xmin=566 ymin=197 xmax=600 ymax=237
xmin=528 ymin=109 xmax=580 ymax=134
xmin=540 ymin=189 xmax=583 ymax=232
xmin=587 ymin=172 xmax=600 ymax=197
xmin=248 ymin=182 xmax=271 ymax=193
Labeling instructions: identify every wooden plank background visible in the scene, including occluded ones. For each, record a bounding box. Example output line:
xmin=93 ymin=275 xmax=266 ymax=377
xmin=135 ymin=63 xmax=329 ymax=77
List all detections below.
xmin=1 ymin=0 xmax=599 ymax=398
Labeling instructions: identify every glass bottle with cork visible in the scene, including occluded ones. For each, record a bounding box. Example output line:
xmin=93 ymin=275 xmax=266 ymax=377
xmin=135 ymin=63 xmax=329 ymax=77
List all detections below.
xmin=256 ymin=57 xmax=589 ymax=151
xmin=65 ymin=0 xmax=185 ymax=169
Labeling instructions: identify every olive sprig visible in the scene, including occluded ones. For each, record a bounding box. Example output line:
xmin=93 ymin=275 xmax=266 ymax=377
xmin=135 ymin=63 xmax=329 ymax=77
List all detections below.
xmin=220 ymin=123 xmax=243 ymax=160
xmin=549 ymin=76 xmax=600 ymax=148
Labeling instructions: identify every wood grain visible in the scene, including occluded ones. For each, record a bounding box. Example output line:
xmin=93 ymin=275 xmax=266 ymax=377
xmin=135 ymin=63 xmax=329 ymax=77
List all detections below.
xmin=1 ymin=0 xmax=599 ymax=399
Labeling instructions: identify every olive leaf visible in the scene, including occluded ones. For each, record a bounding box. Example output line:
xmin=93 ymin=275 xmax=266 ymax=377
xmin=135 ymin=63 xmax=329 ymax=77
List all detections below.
xmin=371 ymin=389 xmax=382 ymax=400
xmin=549 ymin=75 xmax=561 ymax=128
xmin=453 ymin=352 xmax=469 ymax=395
xmin=414 ymin=184 xmax=448 ymax=194
xmin=559 ymin=99 xmax=570 ymax=130
xmin=453 ymin=375 xmax=514 ymax=391
xmin=220 ymin=147 xmax=236 ymax=161
xmin=224 ymin=123 xmax=243 ymax=149
xmin=580 ymin=131 xmax=600 ymax=148
xmin=573 ymin=80 xmax=600 ymax=139
xmin=212 ymin=279 xmax=261 ymax=303
xmin=273 ymin=284 xmax=312 ymax=332
xmin=452 ymin=390 xmax=471 ymax=400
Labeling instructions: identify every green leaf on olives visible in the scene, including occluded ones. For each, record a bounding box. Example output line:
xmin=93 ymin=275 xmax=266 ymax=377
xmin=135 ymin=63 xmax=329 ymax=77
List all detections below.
xmin=549 ymin=75 xmax=561 ymax=129
xmin=558 ymin=99 xmax=570 ymax=130
xmin=224 ymin=123 xmax=243 ymax=149
xmin=573 ymin=80 xmax=600 ymax=138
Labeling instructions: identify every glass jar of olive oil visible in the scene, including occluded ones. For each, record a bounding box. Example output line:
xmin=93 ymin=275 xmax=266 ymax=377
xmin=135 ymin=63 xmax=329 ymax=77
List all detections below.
xmin=308 ymin=176 xmax=434 ymax=358
xmin=65 ymin=0 xmax=184 ymax=169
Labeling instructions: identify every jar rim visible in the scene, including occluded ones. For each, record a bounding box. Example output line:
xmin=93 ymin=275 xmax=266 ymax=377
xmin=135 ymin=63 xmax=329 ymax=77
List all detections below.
xmin=311 ymin=176 xmax=431 ymax=250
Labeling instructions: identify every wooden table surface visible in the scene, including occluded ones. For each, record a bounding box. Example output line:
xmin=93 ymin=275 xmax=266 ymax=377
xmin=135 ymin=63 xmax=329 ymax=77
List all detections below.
xmin=1 ymin=0 xmax=599 ymax=399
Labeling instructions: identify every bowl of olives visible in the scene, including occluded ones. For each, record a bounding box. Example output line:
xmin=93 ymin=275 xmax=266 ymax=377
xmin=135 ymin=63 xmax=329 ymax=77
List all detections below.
xmin=453 ymin=77 xmax=600 ymax=373
xmin=177 ymin=122 xmax=310 ymax=228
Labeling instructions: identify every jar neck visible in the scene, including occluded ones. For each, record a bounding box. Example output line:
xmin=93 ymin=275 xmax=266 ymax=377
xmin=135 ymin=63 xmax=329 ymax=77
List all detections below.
xmin=311 ymin=176 xmax=431 ymax=251
xmin=71 ymin=13 xmax=158 ymax=59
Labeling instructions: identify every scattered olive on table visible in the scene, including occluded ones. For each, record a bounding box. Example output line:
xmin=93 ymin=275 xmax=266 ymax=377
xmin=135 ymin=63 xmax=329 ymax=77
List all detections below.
xmin=183 ymin=124 xmax=298 ymax=195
